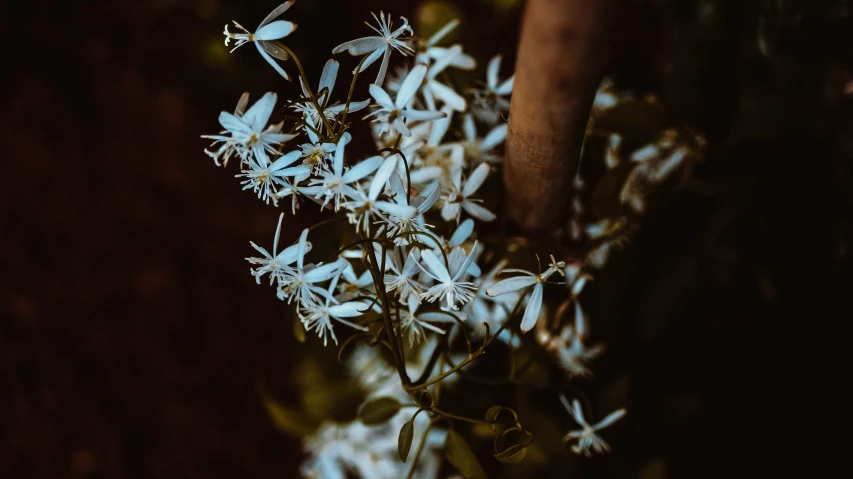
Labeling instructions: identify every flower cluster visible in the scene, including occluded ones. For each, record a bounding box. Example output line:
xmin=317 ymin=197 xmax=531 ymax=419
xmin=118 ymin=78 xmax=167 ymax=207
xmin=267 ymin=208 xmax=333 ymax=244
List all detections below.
xmin=200 ymin=3 xmax=680 ymax=476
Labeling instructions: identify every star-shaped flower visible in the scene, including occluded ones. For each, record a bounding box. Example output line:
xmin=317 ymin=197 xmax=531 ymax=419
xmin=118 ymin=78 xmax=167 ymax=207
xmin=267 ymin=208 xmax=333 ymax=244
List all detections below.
xmin=560 ymin=395 xmax=625 ymax=457
xmin=224 ymin=2 xmax=298 ymax=80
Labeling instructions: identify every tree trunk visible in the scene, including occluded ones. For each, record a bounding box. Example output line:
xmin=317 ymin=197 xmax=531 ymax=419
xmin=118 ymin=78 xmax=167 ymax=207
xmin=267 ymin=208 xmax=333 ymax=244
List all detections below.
xmin=505 ymin=0 xmax=619 ymax=235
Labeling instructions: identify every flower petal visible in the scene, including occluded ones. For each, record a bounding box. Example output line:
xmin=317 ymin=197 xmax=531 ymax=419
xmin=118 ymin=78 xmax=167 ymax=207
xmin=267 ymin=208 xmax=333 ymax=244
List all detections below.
xmin=368 ymin=84 xmax=395 ymax=111
xmin=449 ymin=219 xmax=474 ymax=246
xmin=255 ymin=20 xmax=296 ymax=41
xmin=427 ymin=19 xmax=459 ymax=46
xmin=419 ymin=249 xmax=450 ymax=282
xmin=342 ymin=155 xmax=382 ymax=184
xmin=332 ymin=36 xmax=385 ymax=55
xmin=296 ymin=228 xmax=309 ymax=269
xmin=486 ymin=276 xmax=536 ymax=297
xmin=592 ymin=409 xmax=626 ymax=430
xmin=256 ymin=44 xmax=291 ymax=80
xmin=258 ymin=1 xmax=294 ymax=28
xmin=328 ymin=301 xmax=368 ymax=318
xmin=451 ymin=242 xmax=479 ymax=281
xmin=481 ymin=123 xmax=508 ymax=151
xmin=375 ymin=201 xmax=417 ymax=218
xmin=462 ymin=202 xmax=496 ymax=222
xmin=356 ymin=46 xmax=384 ymax=72
xmin=487 ymin=55 xmax=502 ymax=90
xmin=319 ymin=59 xmax=339 ymax=100
xmin=304 ymin=260 xmax=345 ymax=283
xmin=496 ymin=76 xmax=514 ymax=95
xmin=396 ymin=63 xmax=428 ymax=108
xmin=401 ymin=109 xmax=446 ymax=121
xmin=369 ymin=155 xmax=398 ymax=200
xmin=520 ymin=283 xmax=543 ymax=332
xmin=269 ymin=150 xmax=302 ymax=171
xmin=241 ymin=92 xmax=277 ymax=130
xmin=463 ymin=163 xmax=490 ymax=198
xmin=428 ymin=80 xmax=466 ymax=111
xmin=440 ymin=202 xmax=460 ymax=222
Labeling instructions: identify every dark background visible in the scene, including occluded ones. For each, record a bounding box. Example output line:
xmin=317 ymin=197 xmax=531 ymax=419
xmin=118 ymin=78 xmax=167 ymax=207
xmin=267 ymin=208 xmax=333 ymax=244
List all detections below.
xmin=2 ymin=0 xmax=850 ymax=477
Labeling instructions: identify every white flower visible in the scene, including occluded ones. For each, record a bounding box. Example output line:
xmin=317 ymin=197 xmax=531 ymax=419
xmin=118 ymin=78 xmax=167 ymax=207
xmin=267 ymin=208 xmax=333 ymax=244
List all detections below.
xmin=301 ymin=276 xmax=369 ymax=346
xmin=465 ymin=259 xmax=522 ymax=346
xmin=538 ymin=320 xmax=603 ymax=378
xmin=592 ymin=77 xmax=622 ymax=114
xmin=471 ymin=55 xmax=514 ymax=125
xmin=223 ymin=1 xmax=297 ymax=80
xmin=342 ymin=154 xmax=418 ymax=234
xmin=384 ymin=247 xmax=424 ymax=301
xmin=409 ymin=108 xmax=464 ymax=186
xmin=337 ymin=262 xmax=375 ymax=302
xmin=486 ymin=256 xmax=566 ymax=332
xmin=237 ymin=149 xmax=310 ymax=205
xmin=421 ymin=219 xmax=481 ymax=277
xmin=459 ymin=113 xmax=507 ymax=165
xmin=277 ymin=229 xmax=346 ymax=306
xmin=332 ymin=12 xmax=415 ymax=86
xmin=273 ymin=172 xmax=310 ymax=215
xmin=398 ymin=295 xmax=455 ymax=347
xmin=420 ymin=45 xmax=467 ymax=112
xmin=381 ymin=175 xmax=440 ymax=245
xmin=418 ymin=243 xmax=480 ymax=310
xmin=245 ymin=213 xmax=310 ymax=286
xmin=560 ymin=395 xmax=625 ymax=457
xmin=301 ymin=133 xmax=382 ymax=211
xmin=366 ymin=64 xmax=446 ymax=137
xmin=291 ymin=59 xmax=371 ymax=135
xmin=202 ymin=92 xmax=296 ymax=167
xmin=441 ymin=162 xmax=496 ymax=223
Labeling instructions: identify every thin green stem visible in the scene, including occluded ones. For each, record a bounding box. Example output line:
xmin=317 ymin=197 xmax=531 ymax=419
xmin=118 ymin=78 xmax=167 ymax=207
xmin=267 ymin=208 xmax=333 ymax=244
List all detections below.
xmin=432 ymin=407 xmax=496 ymax=427
xmin=405 ymin=288 xmax=530 ymax=392
xmin=275 ymin=42 xmax=338 ymax=142
xmin=365 ymin=238 xmax=410 ymax=385
xmin=337 ymin=54 xmax=371 ymax=136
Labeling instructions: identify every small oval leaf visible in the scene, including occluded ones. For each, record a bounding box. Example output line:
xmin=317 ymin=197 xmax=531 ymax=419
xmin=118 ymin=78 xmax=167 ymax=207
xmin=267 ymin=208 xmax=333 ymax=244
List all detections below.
xmin=358 ymin=396 xmax=401 ymax=425
xmin=494 ymin=444 xmax=528 ymax=464
xmin=398 ymin=420 xmax=414 ymax=462
xmin=444 ymin=429 xmax=486 ymax=479
xmin=485 ymin=406 xmax=502 ymax=423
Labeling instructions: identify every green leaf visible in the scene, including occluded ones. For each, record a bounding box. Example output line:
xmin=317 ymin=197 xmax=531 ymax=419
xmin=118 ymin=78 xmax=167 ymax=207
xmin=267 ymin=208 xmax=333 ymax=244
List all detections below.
xmin=485 ymin=406 xmax=503 ymax=423
xmin=398 ymin=420 xmax=414 ymax=462
xmin=444 ymin=429 xmax=486 ymax=479
xmin=492 ymin=426 xmax=534 ymax=465
xmin=358 ymin=396 xmax=401 ymax=425
xmin=494 ymin=443 xmax=528 ymax=464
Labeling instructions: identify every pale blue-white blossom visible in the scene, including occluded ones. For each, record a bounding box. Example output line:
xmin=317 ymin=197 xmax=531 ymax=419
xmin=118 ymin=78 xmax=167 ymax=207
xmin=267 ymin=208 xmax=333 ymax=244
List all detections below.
xmin=365 ymin=64 xmax=446 ymax=137
xmin=246 ymin=213 xmax=310 ymax=286
xmin=223 ymin=2 xmax=297 ymax=80
xmin=560 ymin=395 xmax=626 ymax=457
xmin=486 ymin=256 xmax=566 ymax=332
xmin=418 ymin=243 xmax=480 ymax=310
xmin=203 ymin=92 xmax=296 ymax=167
xmin=471 ymin=54 xmax=514 ymax=125
xmin=441 ymin=162 xmax=495 ymax=222
xmin=332 ymin=12 xmax=415 ymax=86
